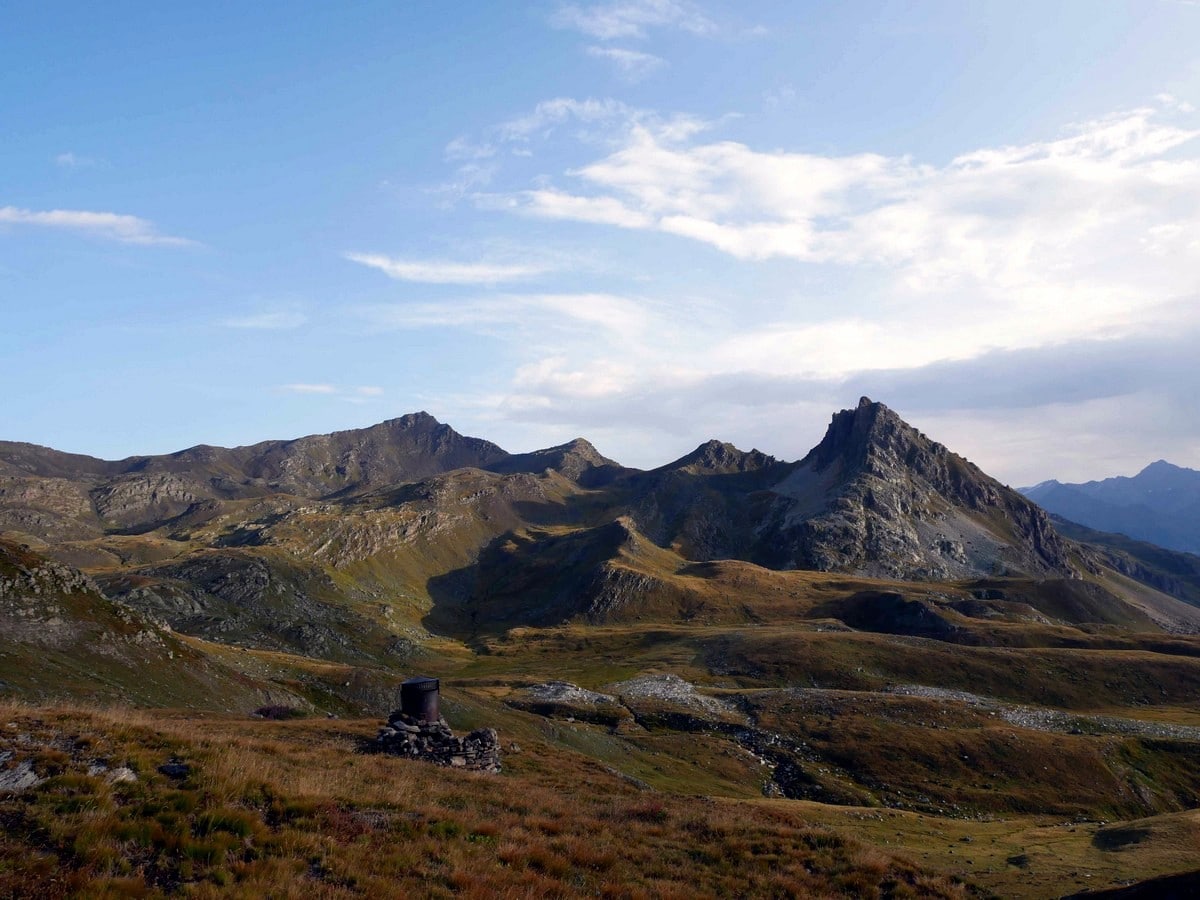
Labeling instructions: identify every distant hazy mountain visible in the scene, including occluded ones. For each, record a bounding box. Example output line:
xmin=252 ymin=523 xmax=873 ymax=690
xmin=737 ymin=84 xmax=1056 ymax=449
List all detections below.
xmin=1022 ymin=461 xmax=1200 ymax=555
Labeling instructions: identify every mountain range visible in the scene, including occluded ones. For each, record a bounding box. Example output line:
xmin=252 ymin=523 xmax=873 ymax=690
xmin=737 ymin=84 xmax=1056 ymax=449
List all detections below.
xmin=1023 ymin=460 xmax=1200 ymax=555
xmin=4 ymin=396 xmax=1200 ymax=679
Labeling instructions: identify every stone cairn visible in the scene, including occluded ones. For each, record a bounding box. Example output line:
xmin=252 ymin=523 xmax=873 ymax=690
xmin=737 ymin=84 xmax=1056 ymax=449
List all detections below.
xmin=370 ymin=676 xmax=501 ymax=773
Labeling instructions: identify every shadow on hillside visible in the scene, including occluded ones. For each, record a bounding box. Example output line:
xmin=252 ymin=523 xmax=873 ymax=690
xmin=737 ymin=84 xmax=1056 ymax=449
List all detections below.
xmin=423 ymin=563 xmax=479 ymax=641
xmin=421 ymin=519 xmax=636 ymax=642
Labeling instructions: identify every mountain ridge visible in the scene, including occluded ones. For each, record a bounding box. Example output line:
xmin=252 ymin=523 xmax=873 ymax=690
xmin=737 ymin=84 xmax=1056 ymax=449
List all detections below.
xmin=1023 ymin=459 xmax=1200 ymax=554
xmin=5 ymin=397 xmax=1200 ymax=645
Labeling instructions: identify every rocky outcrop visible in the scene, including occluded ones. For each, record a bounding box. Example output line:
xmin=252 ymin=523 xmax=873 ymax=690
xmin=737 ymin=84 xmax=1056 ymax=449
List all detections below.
xmin=238 ymin=413 xmax=509 ymax=497
xmin=370 ymin=710 xmax=500 ymax=773
xmin=91 ymin=473 xmax=203 ymax=530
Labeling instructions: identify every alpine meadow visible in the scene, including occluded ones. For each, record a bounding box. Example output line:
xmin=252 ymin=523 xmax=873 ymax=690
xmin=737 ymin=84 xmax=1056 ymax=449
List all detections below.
xmin=4 ymin=3 xmax=1200 ymax=898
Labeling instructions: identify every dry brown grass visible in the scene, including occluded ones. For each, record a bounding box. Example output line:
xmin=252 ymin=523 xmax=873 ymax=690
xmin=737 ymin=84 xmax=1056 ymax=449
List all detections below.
xmin=0 ymin=704 xmax=973 ymax=898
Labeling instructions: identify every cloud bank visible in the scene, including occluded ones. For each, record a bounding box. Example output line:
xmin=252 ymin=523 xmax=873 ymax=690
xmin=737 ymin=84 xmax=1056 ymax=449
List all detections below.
xmin=414 ymin=97 xmax=1200 ymax=483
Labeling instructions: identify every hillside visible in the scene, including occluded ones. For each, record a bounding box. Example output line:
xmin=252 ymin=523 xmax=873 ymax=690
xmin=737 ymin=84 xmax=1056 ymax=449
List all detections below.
xmin=6 ymin=400 xmax=1200 ymax=896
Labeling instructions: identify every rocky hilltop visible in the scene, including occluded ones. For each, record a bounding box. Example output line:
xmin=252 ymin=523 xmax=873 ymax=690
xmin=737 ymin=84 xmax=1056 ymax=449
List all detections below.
xmin=759 ymin=398 xmax=1075 ymax=579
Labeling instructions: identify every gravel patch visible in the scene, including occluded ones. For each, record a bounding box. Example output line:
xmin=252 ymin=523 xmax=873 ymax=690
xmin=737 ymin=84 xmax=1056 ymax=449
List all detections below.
xmin=610 ymin=674 xmax=736 ymax=716
xmin=523 ymin=681 xmax=618 ymax=706
xmin=886 ymin=683 xmax=1200 ymax=741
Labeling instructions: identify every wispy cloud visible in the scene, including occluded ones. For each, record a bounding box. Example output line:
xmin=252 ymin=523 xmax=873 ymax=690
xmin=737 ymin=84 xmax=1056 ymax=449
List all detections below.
xmin=586 ymin=45 xmax=666 ymax=81
xmin=551 ymin=0 xmax=716 ymax=40
xmin=344 ymin=252 xmax=550 ymax=284
xmin=282 ymin=383 xmax=338 ymax=395
xmin=444 ymin=136 xmax=497 ymax=161
xmin=419 ymin=99 xmax=1200 ymax=479
xmin=279 ymin=383 xmax=384 ymax=404
xmin=434 ymin=97 xmax=711 ymax=203
xmin=497 ymin=97 xmax=633 ymax=142
xmin=54 ymin=152 xmax=97 ymax=169
xmin=0 ymin=206 xmax=193 ymax=246
xmin=221 ymin=310 xmax=308 ymax=330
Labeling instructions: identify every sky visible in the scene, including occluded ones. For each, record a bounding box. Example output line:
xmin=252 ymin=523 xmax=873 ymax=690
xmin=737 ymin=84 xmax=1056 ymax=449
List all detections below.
xmin=3 ymin=0 xmax=1199 ymax=487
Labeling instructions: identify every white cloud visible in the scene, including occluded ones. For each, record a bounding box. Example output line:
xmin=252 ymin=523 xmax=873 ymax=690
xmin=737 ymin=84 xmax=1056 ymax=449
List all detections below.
xmin=54 ymin=152 xmax=97 ymax=169
xmin=496 ymin=102 xmax=1200 ymax=364
xmin=762 ymin=84 xmax=798 ymax=111
xmin=344 ymin=252 xmax=549 ymax=284
xmin=586 ymin=45 xmax=666 ymax=81
xmin=0 ymin=206 xmax=193 ymax=246
xmin=279 ymin=383 xmax=384 ymax=404
xmin=281 ymin=383 xmax=337 ymax=395
xmin=222 ymin=311 xmax=308 ymax=330
xmin=409 ymin=99 xmax=1200 ymax=480
xmin=436 ymin=97 xmax=710 ymax=201
xmin=551 ymin=0 xmax=716 ymax=40
xmin=497 ymin=97 xmax=633 ymax=142
xmin=345 ymin=385 xmax=385 ymax=404
xmin=494 ymin=190 xmax=653 ymax=228
xmin=444 ymin=136 xmax=496 ymax=161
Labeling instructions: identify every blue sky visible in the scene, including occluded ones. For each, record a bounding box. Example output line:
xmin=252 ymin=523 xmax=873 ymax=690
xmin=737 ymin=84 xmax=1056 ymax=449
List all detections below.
xmin=3 ymin=1 xmax=1199 ymax=485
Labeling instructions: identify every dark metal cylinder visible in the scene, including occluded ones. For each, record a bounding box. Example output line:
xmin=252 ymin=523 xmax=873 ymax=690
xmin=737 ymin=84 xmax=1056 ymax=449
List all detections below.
xmin=400 ymin=676 xmax=440 ymax=722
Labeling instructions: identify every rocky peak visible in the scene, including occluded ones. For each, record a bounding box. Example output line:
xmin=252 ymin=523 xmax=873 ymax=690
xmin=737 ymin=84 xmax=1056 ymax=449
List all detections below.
xmin=664 ymin=439 xmax=776 ymax=475
xmin=773 ymin=398 xmax=1075 ymax=579
xmin=524 ymin=438 xmax=613 ymax=470
xmin=390 ymin=411 xmax=440 ymax=430
xmin=487 ymin=437 xmax=624 ymax=485
xmin=805 ymin=398 xmax=929 ymax=474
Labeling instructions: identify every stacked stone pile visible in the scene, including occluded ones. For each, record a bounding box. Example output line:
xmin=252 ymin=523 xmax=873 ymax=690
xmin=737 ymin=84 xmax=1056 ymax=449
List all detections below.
xmin=372 ymin=710 xmax=501 ymax=773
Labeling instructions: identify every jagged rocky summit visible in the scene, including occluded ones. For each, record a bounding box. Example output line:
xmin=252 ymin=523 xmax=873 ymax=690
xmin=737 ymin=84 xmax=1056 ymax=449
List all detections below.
xmin=757 ymin=397 xmax=1076 ymax=580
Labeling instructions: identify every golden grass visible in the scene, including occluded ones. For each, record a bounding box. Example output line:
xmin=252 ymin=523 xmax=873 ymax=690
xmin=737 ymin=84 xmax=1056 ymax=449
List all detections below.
xmin=0 ymin=703 xmax=971 ymax=898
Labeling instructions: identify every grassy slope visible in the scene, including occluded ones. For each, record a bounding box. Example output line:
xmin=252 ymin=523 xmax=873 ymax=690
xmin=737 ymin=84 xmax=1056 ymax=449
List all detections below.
xmin=0 ymin=703 xmax=970 ymax=899
xmin=9 ymin=485 xmax=1200 ymax=895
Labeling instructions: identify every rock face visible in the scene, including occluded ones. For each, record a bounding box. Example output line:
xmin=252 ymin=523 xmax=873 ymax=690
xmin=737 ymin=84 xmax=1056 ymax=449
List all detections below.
xmin=370 ymin=710 xmax=501 ymax=773
xmin=759 ymin=398 xmax=1076 ymax=580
